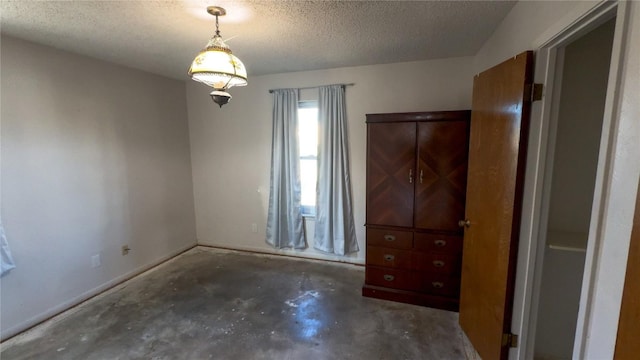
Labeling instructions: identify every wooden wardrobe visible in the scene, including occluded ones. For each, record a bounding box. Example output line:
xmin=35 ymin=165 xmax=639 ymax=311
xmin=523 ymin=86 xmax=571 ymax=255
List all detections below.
xmin=362 ymin=110 xmax=470 ymax=311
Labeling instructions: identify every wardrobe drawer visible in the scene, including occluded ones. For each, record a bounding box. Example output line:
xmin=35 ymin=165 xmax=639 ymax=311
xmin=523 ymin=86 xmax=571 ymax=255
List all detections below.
xmin=367 ymin=228 xmax=413 ymax=250
xmin=365 ymin=266 xmax=416 ymax=291
xmin=416 ymin=275 xmax=461 ymax=298
xmin=411 ymin=253 xmax=461 ymax=275
xmin=414 ymin=233 xmax=462 ymax=254
xmin=366 ymin=246 xmax=412 ymax=269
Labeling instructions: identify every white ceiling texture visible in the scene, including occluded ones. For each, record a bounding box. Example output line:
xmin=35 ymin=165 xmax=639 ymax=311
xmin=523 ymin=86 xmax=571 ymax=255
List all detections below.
xmin=0 ymin=1 xmax=516 ymax=80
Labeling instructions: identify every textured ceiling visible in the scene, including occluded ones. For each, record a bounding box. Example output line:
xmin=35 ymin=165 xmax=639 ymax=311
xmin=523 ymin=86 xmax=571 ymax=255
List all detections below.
xmin=0 ymin=1 xmax=516 ymax=80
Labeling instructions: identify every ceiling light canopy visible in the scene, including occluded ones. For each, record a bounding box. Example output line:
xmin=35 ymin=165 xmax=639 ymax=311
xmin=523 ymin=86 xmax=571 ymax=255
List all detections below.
xmin=188 ymin=6 xmax=247 ymax=107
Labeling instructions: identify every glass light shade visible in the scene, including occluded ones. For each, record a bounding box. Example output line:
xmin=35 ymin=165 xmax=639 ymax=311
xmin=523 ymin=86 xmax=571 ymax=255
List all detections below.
xmin=188 ymin=35 xmax=247 ymax=89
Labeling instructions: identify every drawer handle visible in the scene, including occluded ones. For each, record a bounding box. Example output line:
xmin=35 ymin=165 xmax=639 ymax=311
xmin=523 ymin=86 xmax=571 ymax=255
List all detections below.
xmin=384 ymin=235 xmax=396 ymax=242
xmin=434 ymin=239 xmax=447 ymax=247
xmin=383 ymin=254 xmax=395 ymax=262
xmin=433 ymin=260 xmax=445 ymax=268
xmin=383 ymin=274 xmax=395 ymax=282
xmin=432 ymin=281 xmax=444 ymax=289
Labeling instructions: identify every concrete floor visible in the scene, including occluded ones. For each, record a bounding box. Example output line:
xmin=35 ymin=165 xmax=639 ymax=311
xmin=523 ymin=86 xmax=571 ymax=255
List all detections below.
xmin=1 ymin=248 xmax=468 ymax=359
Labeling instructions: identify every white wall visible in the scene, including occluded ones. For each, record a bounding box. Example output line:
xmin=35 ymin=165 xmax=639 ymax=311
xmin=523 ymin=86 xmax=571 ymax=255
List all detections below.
xmin=581 ymin=2 xmax=640 ymax=358
xmin=187 ymin=57 xmax=474 ymax=264
xmin=471 ymin=1 xmax=640 ymax=359
xmin=473 ymin=1 xmax=601 ymax=74
xmin=0 ymin=36 xmax=197 ymax=339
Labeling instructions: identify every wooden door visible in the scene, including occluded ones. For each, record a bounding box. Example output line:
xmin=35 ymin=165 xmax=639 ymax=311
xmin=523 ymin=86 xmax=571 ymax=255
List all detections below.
xmin=366 ymin=122 xmax=416 ymax=227
xmin=459 ymin=51 xmax=533 ymax=360
xmin=414 ymin=120 xmax=469 ymax=232
xmin=614 ymin=181 xmax=640 ymax=359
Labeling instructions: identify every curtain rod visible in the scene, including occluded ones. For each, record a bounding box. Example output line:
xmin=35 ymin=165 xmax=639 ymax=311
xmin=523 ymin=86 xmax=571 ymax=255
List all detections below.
xmin=268 ymin=83 xmax=355 ymax=93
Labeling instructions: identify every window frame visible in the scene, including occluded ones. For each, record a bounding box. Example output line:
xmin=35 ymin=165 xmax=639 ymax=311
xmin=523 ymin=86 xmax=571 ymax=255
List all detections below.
xmin=298 ymin=100 xmax=318 ymax=217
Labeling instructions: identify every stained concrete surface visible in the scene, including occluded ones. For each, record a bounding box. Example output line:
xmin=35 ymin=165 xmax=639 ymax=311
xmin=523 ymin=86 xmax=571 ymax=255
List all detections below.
xmin=1 ymin=248 xmax=467 ymax=359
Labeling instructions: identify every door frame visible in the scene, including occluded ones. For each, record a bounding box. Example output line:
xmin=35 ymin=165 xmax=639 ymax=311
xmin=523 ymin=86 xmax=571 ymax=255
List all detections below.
xmin=512 ymin=1 xmax=639 ymax=359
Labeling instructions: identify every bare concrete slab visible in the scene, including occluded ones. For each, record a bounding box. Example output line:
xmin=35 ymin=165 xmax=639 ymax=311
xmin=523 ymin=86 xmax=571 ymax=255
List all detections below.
xmin=1 ymin=247 xmax=467 ymax=359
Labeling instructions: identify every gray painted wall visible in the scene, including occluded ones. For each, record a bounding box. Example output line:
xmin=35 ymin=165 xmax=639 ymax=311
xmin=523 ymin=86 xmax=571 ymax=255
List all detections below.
xmin=0 ymin=36 xmax=197 ymax=339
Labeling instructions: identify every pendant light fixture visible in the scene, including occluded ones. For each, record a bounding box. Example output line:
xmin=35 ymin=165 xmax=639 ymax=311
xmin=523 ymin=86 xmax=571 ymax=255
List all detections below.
xmin=188 ymin=6 xmax=248 ymax=107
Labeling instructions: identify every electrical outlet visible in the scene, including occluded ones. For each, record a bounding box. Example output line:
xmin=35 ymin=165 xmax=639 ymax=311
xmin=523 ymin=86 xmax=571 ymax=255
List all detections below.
xmin=251 ymin=223 xmax=258 ymax=233
xmin=91 ymin=254 xmax=101 ymax=268
xmin=121 ymin=245 xmax=131 ymax=256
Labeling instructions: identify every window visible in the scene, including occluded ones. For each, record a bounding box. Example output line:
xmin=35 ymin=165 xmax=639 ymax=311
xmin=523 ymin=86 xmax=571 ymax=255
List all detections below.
xmin=298 ymin=101 xmax=318 ymax=216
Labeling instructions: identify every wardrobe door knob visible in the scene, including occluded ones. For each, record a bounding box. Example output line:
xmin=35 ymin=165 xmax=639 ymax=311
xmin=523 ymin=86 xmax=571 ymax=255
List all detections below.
xmin=458 ymin=219 xmax=471 ymax=228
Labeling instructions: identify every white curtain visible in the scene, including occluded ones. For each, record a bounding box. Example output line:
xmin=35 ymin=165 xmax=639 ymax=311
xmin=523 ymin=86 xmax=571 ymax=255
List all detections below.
xmin=1 ymin=223 xmax=16 ymax=277
xmin=314 ymin=85 xmax=358 ymax=255
xmin=1 ymin=143 xmax=16 ymax=276
xmin=266 ymin=89 xmax=306 ymax=249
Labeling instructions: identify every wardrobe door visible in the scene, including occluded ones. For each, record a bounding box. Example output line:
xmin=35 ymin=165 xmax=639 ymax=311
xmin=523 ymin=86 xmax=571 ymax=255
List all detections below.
xmin=414 ymin=120 xmax=468 ymax=231
xmin=366 ymin=122 xmax=416 ymax=227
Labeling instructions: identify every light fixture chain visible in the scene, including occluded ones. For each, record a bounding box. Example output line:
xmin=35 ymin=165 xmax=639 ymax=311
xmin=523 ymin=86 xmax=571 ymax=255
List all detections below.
xmin=188 ymin=5 xmax=247 ymax=108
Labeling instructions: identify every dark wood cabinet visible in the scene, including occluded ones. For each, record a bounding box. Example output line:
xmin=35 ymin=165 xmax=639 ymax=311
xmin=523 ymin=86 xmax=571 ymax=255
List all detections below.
xmin=366 ymin=122 xmax=416 ymax=228
xmin=362 ymin=110 xmax=470 ymax=311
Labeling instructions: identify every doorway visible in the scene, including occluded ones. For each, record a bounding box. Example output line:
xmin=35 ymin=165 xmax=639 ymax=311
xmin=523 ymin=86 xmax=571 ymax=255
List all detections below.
xmin=532 ymin=17 xmax=616 ymax=360
xmin=505 ymin=1 xmax=638 ymax=358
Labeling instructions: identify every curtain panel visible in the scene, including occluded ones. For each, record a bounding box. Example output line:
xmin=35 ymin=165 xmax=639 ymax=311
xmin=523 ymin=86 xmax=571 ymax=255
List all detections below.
xmin=0 ymin=224 xmax=16 ymax=277
xmin=314 ymin=85 xmax=359 ymax=255
xmin=265 ymin=89 xmax=306 ymax=249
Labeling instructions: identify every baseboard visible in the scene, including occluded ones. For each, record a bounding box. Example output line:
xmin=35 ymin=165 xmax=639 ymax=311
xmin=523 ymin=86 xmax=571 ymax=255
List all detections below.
xmin=196 ymin=243 xmax=366 ymax=267
xmin=0 ymin=243 xmax=197 ymax=342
